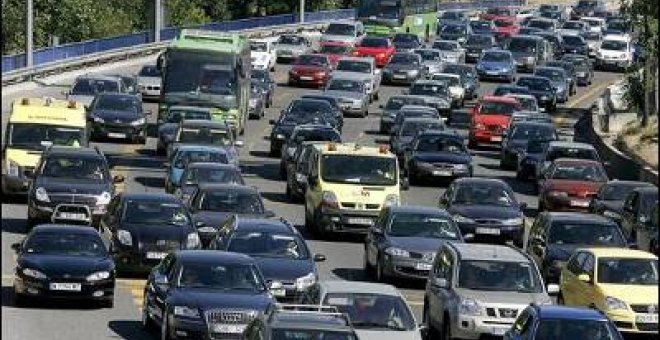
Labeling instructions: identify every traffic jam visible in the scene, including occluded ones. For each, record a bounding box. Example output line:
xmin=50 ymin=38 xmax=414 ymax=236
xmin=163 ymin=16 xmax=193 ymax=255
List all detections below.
xmin=2 ymin=1 xmax=658 ymax=339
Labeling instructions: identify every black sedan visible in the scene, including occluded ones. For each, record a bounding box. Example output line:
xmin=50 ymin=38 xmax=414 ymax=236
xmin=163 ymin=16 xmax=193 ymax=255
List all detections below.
xmin=251 ymin=69 xmax=275 ymax=107
xmin=390 ymin=105 xmax=441 ymax=137
xmin=378 ymin=95 xmax=428 ymax=133
xmin=404 ymin=129 xmax=472 ymax=184
xmin=209 ymin=218 xmax=326 ymax=302
xmin=382 ymin=53 xmax=426 ymax=85
xmin=279 ymin=124 xmax=341 ymax=179
xmin=464 ymin=34 xmax=497 ymax=63
xmin=516 ymin=138 xmax=552 ymax=181
xmin=561 ymin=54 xmax=594 ymax=86
xmin=492 ymin=85 xmax=531 ymax=97
xmin=500 ymin=121 xmax=558 ymax=170
xmin=142 ymin=250 xmax=276 ymax=339
xmin=364 ymin=205 xmax=465 ymax=282
xmin=88 ymin=93 xmax=149 ymax=143
xmin=516 ymin=76 xmax=557 ymax=112
xmin=269 ymin=99 xmax=335 ymax=156
xmin=391 ymin=117 xmax=445 ymax=161
xmin=156 ymin=106 xmax=213 ymax=155
xmin=526 ymin=212 xmax=628 ymax=283
xmin=439 ymin=178 xmax=527 ymax=246
xmin=300 ymin=94 xmax=344 ymax=131
xmin=188 ymin=184 xmax=275 ymax=247
xmin=12 ymin=224 xmax=115 ymax=307
xmin=590 ymin=180 xmax=656 ymax=223
xmin=545 ymin=60 xmax=578 ymax=95
xmin=175 ymin=163 xmax=245 ymax=202
xmin=99 ymin=193 xmax=201 ymax=274
xmin=560 ymin=34 xmax=589 ymax=56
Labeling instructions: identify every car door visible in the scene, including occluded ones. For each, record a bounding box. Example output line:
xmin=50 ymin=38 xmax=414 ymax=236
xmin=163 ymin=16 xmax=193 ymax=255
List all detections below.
xmin=366 ymin=208 xmax=389 ymax=266
xmin=99 ymin=195 xmax=122 ymax=247
xmin=146 ymin=253 xmax=176 ymax=322
xmin=304 ymin=151 xmax=321 ymax=218
xmin=560 ymin=251 xmax=586 ymax=304
xmin=574 ymin=252 xmax=597 ymax=307
xmin=427 ymin=247 xmax=456 ymax=329
xmin=526 ymin=214 xmax=546 ymax=263
xmin=621 ymin=191 xmax=638 ymax=240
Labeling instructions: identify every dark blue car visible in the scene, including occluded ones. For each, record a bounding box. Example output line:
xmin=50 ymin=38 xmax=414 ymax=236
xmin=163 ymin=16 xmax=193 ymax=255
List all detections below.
xmin=475 ymin=49 xmax=516 ymax=82
xmin=516 ymin=76 xmax=558 ymax=112
xmin=403 ymin=129 xmax=472 ymax=184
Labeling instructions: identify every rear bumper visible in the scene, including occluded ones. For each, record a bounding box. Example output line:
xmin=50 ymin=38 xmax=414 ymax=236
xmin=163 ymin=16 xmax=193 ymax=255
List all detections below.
xmin=318 ymin=207 xmax=381 ymax=233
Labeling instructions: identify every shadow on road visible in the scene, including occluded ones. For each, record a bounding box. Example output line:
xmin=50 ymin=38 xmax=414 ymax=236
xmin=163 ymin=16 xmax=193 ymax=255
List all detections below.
xmin=260 ymin=192 xmax=290 ymax=204
xmin=332 ymin=268 xmax=369 ymax=282
xmin=108 ymin=320 xmax=155 ymax=340
xmin=1 ymin=218 xmax=27 ymax=235
xmin=1 ymin=285 xmax=105 ymax=310
xmin=134 ymin=176 xmax=165 ymax=189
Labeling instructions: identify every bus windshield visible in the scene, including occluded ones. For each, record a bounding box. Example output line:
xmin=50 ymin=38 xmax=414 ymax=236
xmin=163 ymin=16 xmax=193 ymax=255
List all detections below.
xmin=321 ymin=155 xmax=397 ymax=186
xmin=9 ymin=124 xmax=84 ymax=150
xmin=163 ymin=50 xmax=237 ymax=96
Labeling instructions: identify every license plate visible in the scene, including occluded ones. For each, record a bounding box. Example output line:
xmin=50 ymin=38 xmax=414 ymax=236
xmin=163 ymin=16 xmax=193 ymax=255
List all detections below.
xmin=300 ymin=76 xmax=313 ymax=81
xmin=486 ymin=71 xmax=499 ymax=75
xmin=347 ymin=217 xmax=373 ymax=225
xmin=476 ymin=227 xmax=501 ymax=235
xmin=570 ymin=199 xmax=590 ymax=207
xmin=107 ymin=132 xmax=126 ymax=138
xmin=491 ymin=136 xmax=503 ymax=142
xmin=58 ymin=212 xmax=87 ymax=220
xmin=212 ymin=324 xmax=246 ymax=334
xmin=636 ymin=313 xmax=659 ymax=324
xmin=146 ymin=252 xmax=167 ymax=260
xmin=50 ymin=282 xmax=82 ymax=291
xmin=432 ymin=170 xmax=453 ymax=176
xmin=468 ymin=53 xmax=479 ymax=57
xmin=271 ymin=288 xmax=286 ymax=297
xmin=393 ymin=74 xmax=406 ymax=79
xmin=198 ymin=226 xmax=216 ymax=233
xmin=415 ymin=263 xmax=432 ymax=271
xmin=491 ymin=327 xmax=508 ymax=336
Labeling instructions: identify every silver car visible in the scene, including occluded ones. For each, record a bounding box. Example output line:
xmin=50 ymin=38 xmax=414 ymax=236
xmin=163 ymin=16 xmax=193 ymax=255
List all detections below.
xmin=274 ymin=34 xmax=312 ymax=62
xmin=323 ymin=77 xmax=370 ymax=117
xmin=432 ymin=40 xmax=465 ymax=64
xmin=413 ymin=48 xmax=444 ymax=75
xmin=136 ymin=64 xmax=162 ymax=99
xmin=332 ymin=56 xmax=381 ymax=101
xmin=423 ymin=243 xmax=556 ymax=339
xmin=319 ymin=22 xmax=364 ymax=45
xmin=65 ymin=74 xmax=125 ymax=108
xmin=406 ymin=79 xmax=452 ymax=117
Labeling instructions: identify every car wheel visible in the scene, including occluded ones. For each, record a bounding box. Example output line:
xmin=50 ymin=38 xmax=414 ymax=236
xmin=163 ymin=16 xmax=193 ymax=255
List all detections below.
xmin=467 ymin=139 xmax=477 ymax=149
xmin=363 ymin=247 xmax=374 ymax=277
xmin=13 ymin=290 xmax=28 ymax=307
xmin=423 ymin=303 xmax=439 ymax=340
xmin=161 ymin=313 xmax=172 ymax=340
xmin=142 ymin=295 xmax=156 ymax=331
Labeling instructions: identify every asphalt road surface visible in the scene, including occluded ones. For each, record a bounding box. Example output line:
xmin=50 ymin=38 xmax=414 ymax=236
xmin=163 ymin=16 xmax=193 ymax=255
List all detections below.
xmin=1 ymin=53 xmax=623 ymax=339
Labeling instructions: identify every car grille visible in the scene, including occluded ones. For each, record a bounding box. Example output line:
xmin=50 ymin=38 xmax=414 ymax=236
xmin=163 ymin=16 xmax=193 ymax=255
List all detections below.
xmin=487 ymin=125 xmax=502 ymax=133
xmin=433 ymin=163 xmax=456 ymax=169
xmin=396 ymin=266 xmax=429 ymax=277
xmin=48 ymin=193 xmax=98 ymax=205
xmin=140 ymin=240 xmax=180 ymax=252
xmin=631 ymin=304 xmax=658 ymax=314
xmin=409 ymin=252 xmax=435 ymax=261
xmin=637 ymin=323 xmax=659 ymax=332
xmin=486 ymin=307 xmax=519 ymax=318
xmin=341 ymin=202 xmax=380 ymax=210
xmin=474 ymin=219 xmax=503 ymax=225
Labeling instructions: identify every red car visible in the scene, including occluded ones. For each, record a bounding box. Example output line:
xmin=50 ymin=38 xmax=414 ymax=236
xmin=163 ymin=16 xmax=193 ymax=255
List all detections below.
xmin=318 ymin=41 xmax=353 ymax=67
xmin=493 ymin=18 xmax=520 ymax=40
xmin=538 ymin=158 xmax=608 ymax=212
xmin=352 ymin=36 xmax=395 ymax=68
xmin=468 ymin=96 xmax=521 ymax=148
xmin=288 ymin=54 xmax=332 ymax=88
xmin=480 ymin=6 xmax=518 ymax=21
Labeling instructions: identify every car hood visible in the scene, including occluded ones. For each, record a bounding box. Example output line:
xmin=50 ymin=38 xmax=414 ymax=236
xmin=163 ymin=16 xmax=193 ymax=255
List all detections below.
xmin=35 ymin=177 xmax=109 ymax=195
xmin=137 ymin=76 xmax=161 ymax=86
xmin=91 ymin=109 xmax=141 ymax=122
xmin=414 ymin=95 xmax=451 ymax=106
xmin=544 ymin=179 xmax=604 ymax=196
xmin=193 ymin=211 xmax=269 ymax=229
xmin=123 ymin=223 xmax=191 ymax=245
xmin=321 ymin=35 xmax=357 ymax=44
xmin=450 ymin=205 xmax=522 ymax=220
xmin=253 ymin=257 xmax=315 ymax=282
xmin=67 ymin=95 xmax=95 ymax=107
xmin=355 ymin=330 xmax=421 ymax=340
xmin=413 ymin=151 xmax=471 ymax=164
xmin=385 ymin=64 xmax=417 ymax=72
xmin=394 ymin=42 xmax=420 ymax=50
xmin=455 ymin=288 xmax=551 ymax=305
xmin=388 ymin=236 xmax=449 ymax=254
xmin=474 ymin=114 xmax=510 ymax=127
xmin=331 ymin=71 xmax=372 ymax=82
xmin=19 ymin=254 xmax=113 ymax=277
xmin=598 ymin=284 xmax=659 ymax=306
xmin=291 ymin=65 xmax=327 ymax=73
xmin=356 ymin=47 xmax=391 ymax=55
xmin=168 ymin=288 xmax=273 ymax=310
xmin=324 ymin=90 xmax=364 ymax=100
xmin=546 ymin=244 xmax=585 ymax=261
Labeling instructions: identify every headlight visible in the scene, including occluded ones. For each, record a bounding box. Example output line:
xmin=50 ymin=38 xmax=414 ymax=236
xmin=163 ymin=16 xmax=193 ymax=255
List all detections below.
xmin=223 ymin=114 xmax=238 ymax=121
xmin=92 ymin=115 xmax=105 ymax=123
xmin=321 ymin=191 xmax=339 ymax=209
xmin=86 ymin=271 xmax=110 ymax=282
xmin=458 ymin=298 xmax=483 ymax=316
xmin=174 ymin=306 xmax=201 ymax=318
xmin=295 ymin=272 xmax=316 ymax=290
xmin=454 ymin=163 xmax=468 ymax=170
xmin=96 ymin=191 xmax=111 ymax=205
xmin=407 ymin=69 xmax=419 ymax=76
xmin=452 ymin=214 xmax=474 ymax=224
xmin=35 ymin=187 xmax=50 ymax=202
xmin=7 ymin=160 xmax=20 ymax=176
xmin=186 ymin=233 xmax=201 ymax=249
xmin=117 ymin=229 xmax=132 ymax=246
xmin=603 ymin=210 xmax=621 ymax=219
xmin=383 ymin=194 xmax=399 ymax=207
xmin=540 ymin=95 xmax=549 ymax=100
xmin=605 ymin=296 xmax=628 ymax=310
xmin=502 ymin=217 xmax=524 ymax=226
xmin=130 ymin=117 xmax=146 ymax=126
xmin=276 ymin=134 xmax=286 ymax=140
xmin=548 ymin=190 xmax=568 ymax=198
xmin=22 ymin=268 xmax=47 ymax=280
xmin=385 ymin=247 xmax=410 ymax=257
xmin=526 ymin=56 xmax=535 ymax=64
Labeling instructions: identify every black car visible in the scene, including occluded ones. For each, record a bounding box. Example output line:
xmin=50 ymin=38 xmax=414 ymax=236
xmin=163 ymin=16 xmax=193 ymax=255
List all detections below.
xmin=527 ymin=212 xmax=628 ymax=283
xmin=464 ymin=34 xmax=497 ymax=63
xmin=539 ymin=10 xmax=565 ymax=22
xmin=590 ymin=180 xmax=657 ymax=223
xmin=390 ymin=105 xmax=441 ymax=136
xmin=209 ymin=217 xmax=326 ymax=302
xmin=285 ymin=141 xmax=324 ymax=202
xmin=88 ymin=93 xmax=149 ymax=143
xmin=392 ymin=33 xmax=423 ymax=52
xmin=469 ymin=20 xmax=496 ymax=36
xmin=300 ymin=94 xmax=344 ymax=131
xmin=439 ymin=23 xmax=471 ymax=45
xmin=439 ymin=178 xmax=527 ymax=246
xmin=518 ymin=27 xmax=544 ymax=36
xmin=560 ymin=34 xmax=589 ymax=56
xmin=251 ymin=69 xmax=275 ymax=107
xmin=516 ymin=138 xmax=552 ymax=180
xmin=516 ymin=76 xmax=557 ymax=112
xmin=378 ymin=95 xmax=428 ymax=133
xmin=561 ymin=54 xmax=594 ymax=86
xmin=545 ymin=60 xmax=578 ymax=95
xmin=382 ymin=53 xmax=426 ymax=85
xmin=571 ymin=0 xmax=607 ymax=19
xmin=269 ymin=101 xmax=332 ymax=156
xmin=279 ymin=124 xmax=341 ymax=179
xmin=188 ymin=184 xmax=275 ymax=247
xmin=142 ymin=250 xmax=276 ymax=339
xmin=176 ymin=163 xmax=245 ymax=202
xmin=12 ymin=224 xmax=115 ymax=307
xmin=403 ymin=129 xmax=472 ymax=184
xmin=493 ymin=84 xmax=532 ymax=97
xmin=156 ymin=106 xmax=213 ymax=155
xmin=99 ymin=193 xmax=200 ymax=274
xmin=364 ymin=205 xmax=465 ymax=282
xmin=27 ymin=146 xmax=124 ymax=227
xmin=500 ymin=122 xmax=558 ymax=170
xmin=620 ymin=187 xmax=659 ymax=243
xmin=391 ymin=117 xmax=446 ymax=161
xmin=442 ymin=63 xmax=479 ymax=99
xmin=507 ymin=35 xmax=547 ymax=72
xmin=532 ymin=32 xmax=564 ymax=59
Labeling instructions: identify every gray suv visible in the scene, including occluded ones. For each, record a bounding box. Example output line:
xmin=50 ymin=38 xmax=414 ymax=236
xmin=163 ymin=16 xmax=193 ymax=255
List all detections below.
xmin=422 ymin=243 xmax=557 ymax=339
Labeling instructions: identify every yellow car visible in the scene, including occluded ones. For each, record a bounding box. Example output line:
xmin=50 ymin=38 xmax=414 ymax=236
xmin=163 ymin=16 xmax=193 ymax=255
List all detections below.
xmin=559 ymin=247 xmax=658 ymax=334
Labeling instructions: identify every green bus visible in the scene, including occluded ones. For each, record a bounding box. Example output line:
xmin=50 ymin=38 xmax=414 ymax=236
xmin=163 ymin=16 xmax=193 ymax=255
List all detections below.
xmin=157 ymin=29 xmax=251 ymax=136
xmin=357 ymin=0 xmax=439 ymax=40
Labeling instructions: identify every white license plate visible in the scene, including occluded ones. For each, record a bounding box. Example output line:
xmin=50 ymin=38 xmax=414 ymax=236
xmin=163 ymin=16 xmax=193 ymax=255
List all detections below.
xmin=271 ymin=288 xmax=286 ymax=297
xmin=393 ymin=74 xmax=406 ymax=79
xmin=491 ymin=327 xmax=508 ymax=336
xmin=107 ymin=132 xmax=126 ymax=138
xmin=476 ymin=227 xmax=501 ymax=235
xmin=468 ymin=53 xmax=479 ymax=57
xmin=570 ymin=199 xmax=590 ymax=207
xmin=491 ymin=136 xmax=503 ymax=142
xmin=212 ymin=324 xmax=246 ymax=334
xmin=415 ymin=263 xmax=432 ymax=271
xmin=146 ymin=252 xmax=167 ymax=260
xmin=198 ymin=226 xmax=216 ymax=233
xmin=347 ymin=217 xmax=373 ymax=225
xmin=636 ymin=313 xmax=658 ymax=324
xmin=432 ymin=170 xmax=453 ymax=176
xmin=58 ymin=212 xmax=87 ymax=220
xmin=486 ymin=71 xmax=499 ymax=75
xmin=50 ymin=282 xmax=82 ymax=291
xmin=300 ymin=76 xmax=313 ymax=81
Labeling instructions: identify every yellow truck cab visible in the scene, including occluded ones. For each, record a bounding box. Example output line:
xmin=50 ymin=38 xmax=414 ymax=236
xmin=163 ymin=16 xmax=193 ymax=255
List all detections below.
xmin=304 ymin=142 xmax=401 ymax=235
xmin=2 ymin=97 xmax=88 ymax=195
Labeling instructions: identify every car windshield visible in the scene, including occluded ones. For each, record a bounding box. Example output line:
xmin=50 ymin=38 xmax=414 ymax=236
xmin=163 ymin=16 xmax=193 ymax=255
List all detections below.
xmin=336 ymin=60 xmax=371 ymax=73
xmin=321 ymin=155 xmax=397 ymax=186
xmin=441 ymin=11 xmax=463 ymax=19
xmin=385 ymin=97 xmax=426 ymax=110
xmin=410 ymin=83 xmax=448 ymax=96
xmin=577 ymin=0 xmax=598 ymax=7
xmin=359 ymin=37 xmax=389 ymax=48
xmin=296 ymin=55 xmax=328 ymax=66
xmin=415 ymin=136 xmax=465 ymax=153
xmin=139 ymin=65 xmax=160 ymax=77
xmin=177 ymin=263 xmax=265 ymax=291
xmin=431 ymin=75 xmax=459 ymax=87
xmin=518 ymin=78 xmax=552 ymax=91
xmin=547 ymin=147 xmax=598 ymax=161
xmin=508 ymin=38 xmax=536 ymax=53
xmin=597 ymin=258 xmax=658 ymax=285
xmin=326 ymin=23 xmax=356 ymax=36
xmin=529 ymin=20 xmax=554 ymax=30
xmin=482 ymin=52 xmax=511 ymax=62
xmin=487 ymin=8 xmax=511 ymax=15
xmin=71 ymin=79 xmax=119 ymax=95
xmin=467 ymin=35 xmax=492 ymax=46
xmin=173 ymin=150 xmax=228 ymax=169
xmin=293 ymin=129 xmax=341 ymax=143
xmin=24 ymin=233 xmax=107 ymax=256
xmin=511 ymin=125 xmax=555 ymax=140
xmin=416 ymin=50 xmax=441 ymax=61
xmin=509 ymin=97 xmax=538 ymax=111
xmin=548 ymin=222 xmax=625 ymax=245
xmin=250 ymin=42 xmax=267 ymax=52
xmin=549 ymin=163 xmax=608 ymax=182
xmin=228 ymin=231 xmax=309 ymax=259
xmin=94 ymin=95 xmax=140 ymax=112
xmin=563 ymin=35 xmax=586 ymax=45
xmin=278 ymin=35 xmax=305 ymax=45
xmin=453 ymin=183 xmax=516 ymax=206
xmin=599 ymin=184 xmax=646 ymax=200
xmin=494 ymin=86 xmax=528 ymax=96
xmin=166 ymin=109 xmax=211 ymax=123
xmin=536 ymin=69 xmax=566 ymax=82
xmin=387 ymin=213 xmax=460 ymax=239
xmin=397 ymin=110 xmax=438 ymax=122
xmin=458 ymin=260 xmax=543 ymax=292
xmin=480 ymin=101 xmax=518 ymax=115
xmin=281 ymin=113 xmax=328 ymax=126
xmin=271 ymin=330 xmax=356 ymax=340
xmin=433 ymin=41 xmax=458 ymax=51
xmin=327 ymin=79 xmax=364 ymax=92
xmin=563 ymin=22 xmax=584 ymax=30
xmin=198 ymin=190 xmax=264 ymax=214
xmin=583 ymin=31 xmax=601 ymax=41
xmin=320 ymin=44 xmax=351 ymax=54
xmin=324 ymin=293 xmax=416 ymax=331
xmin=9 ymin=124 xmax=84 ymax=150
xmin=183 ymin=167 xmax=242 ymax=185
xmin=41 ymin=157 xmax=107 ymax=180
xmin=389 ymin=53 xmax=418 ymax=64
xmin=601 ymin=40 xmax=627 ymax=51
xmin=442 ymin=25 xmax=467 ymax=35
xmin=470 ymin=22 xmax=492 ymax=30
xmin=394 ymin=34 xmax=418 ymax=43
xmin=291 ymin=101 xmax=333 ymax=115
xmin=401 ymin=122 xmax=444 ymax=136
xmin=124 ymin=201 xmax=190 ymax=225
xmin=535 ymin=319 xmax=622 ymax=340
xmin=178 ymin=127 xmax=232 ymax=146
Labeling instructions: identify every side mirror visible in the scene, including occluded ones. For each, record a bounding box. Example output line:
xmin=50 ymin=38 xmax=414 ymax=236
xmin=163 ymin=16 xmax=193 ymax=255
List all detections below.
xmin=313 ymin=254 xmax=326 ymax=262
xmin=577 ymin=273 xmax=592 ymax=283
xmin=463 ymin=233 xmax=475 ymax=242
xmin=11 ymin=243 xmax=21 ymax=253
xmin=113 ymin=175 xmax=125 ymax=183
xmin=234 ymin=140 xmax=244 ymax=147
xmin=432 ymin=277 xmax=449 ymax=289
xmin=264 ymin=210 xmax=276 ymax=218
xmin=547 ymin=283 xmax=560 ymax=295
xmin=269 ymin=119 xmax=276 ymax=125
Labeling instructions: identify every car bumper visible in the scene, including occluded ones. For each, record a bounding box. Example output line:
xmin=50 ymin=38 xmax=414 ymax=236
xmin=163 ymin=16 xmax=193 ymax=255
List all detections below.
xmin=169 ymin=316 xmax=252 ymax=340
xmin=514 ymin=60 xmax=535 ymax=72
xmin=382 ymin=73 xmax=418 ymax=84
xmin=14 ymin=275 xmax=114 ymax=301
xmin=595 ymin=58 xmax=630 ymax=70
xmin=288 ymin=75 xmax=327 ymax=87
xmin=92 ymin=123 xmax=145 ymax=139
xmin=542 ymin=196 xmax=591 ymax=212
xmin=382 ymin=256 xmax=433 ymax=280
xmin=318 ymin=207 xmax=382 ymax=233
xmin=456 ymin=222 xmax=524 ymax=244
xmin=28 ymin=200 xmax=105 ymax=225
xmin=338 ymin=103 xmax=365 ymax=115
xmin=139 ymin=88 xmax=161 ymax=98
xmin=477 ymin=70 xmax=513 ymax=80
xmin=451 ymin=315 xmax=514 ymax=339
xmin=469 ymin=130 xmax=505 ymax=145
xmin=607 ymin=311 xmax=659 ymax=334
xmin=251 ymin=62 xmax=270 ymax=70
xmin=412 ymin=163 xmax=471 ymax=179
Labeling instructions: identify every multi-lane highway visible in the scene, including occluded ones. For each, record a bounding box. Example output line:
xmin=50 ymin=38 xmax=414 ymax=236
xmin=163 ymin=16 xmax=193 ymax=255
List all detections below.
xmin=1 ymin=47 xmax=623 ymax=339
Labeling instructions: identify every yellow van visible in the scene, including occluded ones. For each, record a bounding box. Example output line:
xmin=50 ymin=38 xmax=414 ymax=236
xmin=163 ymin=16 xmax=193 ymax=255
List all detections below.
xmin=304 ymin=142 xmax=401 ymax=236
xmin=2 ymin=97 xmax=87 ymax=195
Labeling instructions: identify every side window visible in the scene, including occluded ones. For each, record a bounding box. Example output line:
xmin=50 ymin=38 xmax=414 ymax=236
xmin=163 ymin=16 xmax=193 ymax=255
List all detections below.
xmin=581 ymin=254 xmax=595 ymax=278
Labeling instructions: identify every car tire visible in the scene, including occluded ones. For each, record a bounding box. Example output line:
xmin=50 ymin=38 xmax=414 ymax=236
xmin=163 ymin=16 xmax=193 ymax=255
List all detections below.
xmin=375 ymin=255 xmax=387 ymax=283
xmin=13 ymin=291 xmax=28 ymax=307
xmin=557 ymin=293 xmax=565 ymax=305
xmin=423 ymin=303 xmax=440 ymax=340
xmin=468 ymin=139 xmax=477 ymax=149
xmin=363 ymin=248 xmax=374 ymax=278
xmin=101 ymin=297 xmax=114 ymax=308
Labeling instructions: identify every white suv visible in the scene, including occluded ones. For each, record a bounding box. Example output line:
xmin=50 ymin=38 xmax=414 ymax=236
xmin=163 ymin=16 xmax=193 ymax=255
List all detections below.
xmin=596 ymin=34 xmax=633 ymax=71
xmin=423 ymin=243 xmax=556 ymax=339
xmin=250 ymin=39 xmax=277 ymax=71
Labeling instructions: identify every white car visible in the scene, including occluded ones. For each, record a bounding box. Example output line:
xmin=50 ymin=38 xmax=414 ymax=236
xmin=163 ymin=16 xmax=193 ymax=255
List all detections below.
xmin=319 ymin=22 xmax=364 ymax=46
xmin=583 ymin=31 xmax=602 ymax=57
xmin=250 ymin=39 xmax=276 ymax=71
xmin=596 ymin=34 xmax=633 ymax=71
xmin=607 ymin=78 xmax=630 ymax=112
xmin=430 ymin=73 xmax=465 ymax=108
xmin=580 ymin=16 xmax=606 ymax=33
